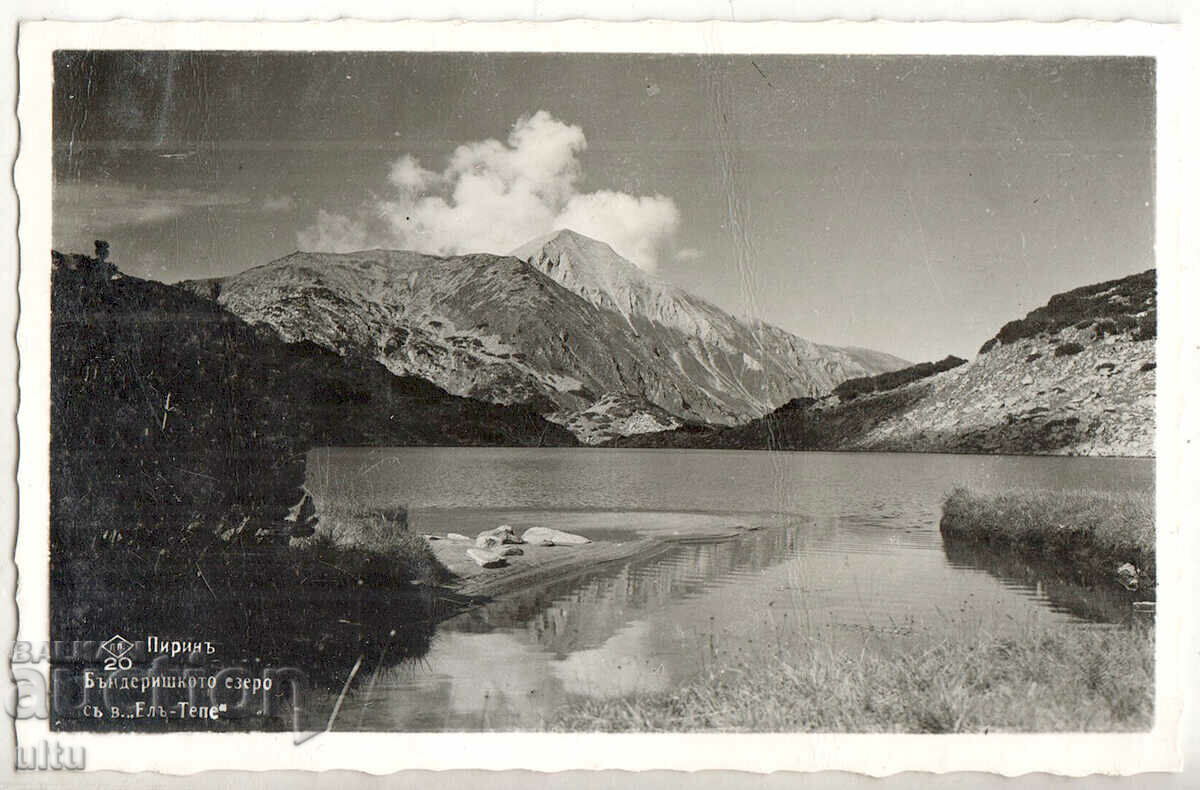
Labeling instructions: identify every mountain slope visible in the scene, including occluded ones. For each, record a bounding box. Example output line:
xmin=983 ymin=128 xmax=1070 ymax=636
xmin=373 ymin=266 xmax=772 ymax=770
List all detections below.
xmin=607 ymin=269 xmax=1156 ymax=457
xmin=181 ymin=232 xmax=907 ymax=442
xmin=512 ymin=230 xmax=908 ymax=404
xmin=180 ymin=250 xmax=711 ymax=435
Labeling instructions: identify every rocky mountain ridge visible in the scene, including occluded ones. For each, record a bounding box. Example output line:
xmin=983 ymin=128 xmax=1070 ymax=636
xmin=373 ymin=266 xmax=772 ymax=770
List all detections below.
xmin=607 ymin=269 xmax=1156 ymax=456
xmin=180 ymin=230 xmax=908 ymax=443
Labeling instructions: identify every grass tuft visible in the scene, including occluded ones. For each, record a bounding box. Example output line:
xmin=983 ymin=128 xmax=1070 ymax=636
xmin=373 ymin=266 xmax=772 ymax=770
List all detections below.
xmin=939 ymin=487 xmax=1154 ymax=588
xmin=294 ymin=503 xmax=450 ymax=587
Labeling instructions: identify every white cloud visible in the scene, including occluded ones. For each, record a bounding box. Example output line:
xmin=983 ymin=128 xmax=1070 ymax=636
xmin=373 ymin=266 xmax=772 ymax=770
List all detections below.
xmin=557 ymin=190 xmax=680 ymax=271
xmin=297 ymin=209 xmax=371 ymax=253
xmin=300 ymin=111 xmax=681 ymax=271
xmin=675 ymin=247 xmax=703 ymax=262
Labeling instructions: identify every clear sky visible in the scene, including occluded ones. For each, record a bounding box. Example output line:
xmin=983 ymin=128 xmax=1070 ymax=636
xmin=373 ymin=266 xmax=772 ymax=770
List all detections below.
xmin=52 ymin=52 xmax=1154 ymax=362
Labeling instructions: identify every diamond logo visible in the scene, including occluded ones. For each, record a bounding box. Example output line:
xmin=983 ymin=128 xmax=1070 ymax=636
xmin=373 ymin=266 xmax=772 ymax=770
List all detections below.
xmin=99 ymin=634 xmax=134 ymax=660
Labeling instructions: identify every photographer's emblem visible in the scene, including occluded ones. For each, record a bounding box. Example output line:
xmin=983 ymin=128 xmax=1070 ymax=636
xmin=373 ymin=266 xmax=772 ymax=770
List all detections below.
xmin=99 ymin=634 xmax=135 ymax=670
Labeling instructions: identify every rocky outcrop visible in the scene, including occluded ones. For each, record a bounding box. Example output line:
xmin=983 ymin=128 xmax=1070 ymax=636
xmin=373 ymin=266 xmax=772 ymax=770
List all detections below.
xmin=842 ymin=323 xmax=1154 ymax=455
xmin=549 ymin=392 xmax=681 ymax=445
xmin=521 ymin=527 xmax=592 ymax=546
xmin=178 ymin=231 xmax=907 ymax=442
xmin=609 ymin=269 xmax=1156 ymax=457
xmin=466 ymin=548 xmax=507 ymax=568
xmin=475 ymin=525 xmax=524 ymax=548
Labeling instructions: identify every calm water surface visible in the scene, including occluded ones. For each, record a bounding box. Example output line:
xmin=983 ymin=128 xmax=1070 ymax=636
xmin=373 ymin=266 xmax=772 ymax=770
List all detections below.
xmin=306 ymin=447 xmax=1153 ymax=731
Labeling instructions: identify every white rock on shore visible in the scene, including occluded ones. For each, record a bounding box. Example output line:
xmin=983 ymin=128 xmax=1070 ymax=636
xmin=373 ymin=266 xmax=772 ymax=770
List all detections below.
xmin=521 ymin=527 xmax=591 ymax=546
xmin=475 ymin=524 xmax=524 ymax=548
xmin=467 ymin=548 xmax=506 ymax=568
xmin=447 ymin=533 xmax=470 ymax=541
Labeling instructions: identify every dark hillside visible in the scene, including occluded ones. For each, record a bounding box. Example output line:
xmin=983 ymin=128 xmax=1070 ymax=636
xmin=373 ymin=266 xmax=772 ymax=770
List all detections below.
xmin=52 ymin=250 xmax=575 ymax=558
xmin=979 ymin=269 xmax=1155 ymax=353
xmin=49 ymin=249 xmax=576 ymax=722
xmin=833 ymin=355 xmax=967 ymax=401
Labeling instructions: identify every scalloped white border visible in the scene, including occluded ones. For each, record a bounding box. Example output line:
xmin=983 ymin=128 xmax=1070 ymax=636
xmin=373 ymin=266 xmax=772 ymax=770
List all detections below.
xmin=13 ymin=19 xmax=1189 ymax=775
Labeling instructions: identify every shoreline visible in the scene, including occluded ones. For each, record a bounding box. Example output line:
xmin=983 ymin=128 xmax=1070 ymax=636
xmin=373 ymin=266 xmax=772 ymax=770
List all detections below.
xmin=431 ymin=535 xmax=671 ymax=600
xmin=312 ymin=442 xmax=1156 ymax=460
xmin=426 ymin=524 xmax=752 ymax=601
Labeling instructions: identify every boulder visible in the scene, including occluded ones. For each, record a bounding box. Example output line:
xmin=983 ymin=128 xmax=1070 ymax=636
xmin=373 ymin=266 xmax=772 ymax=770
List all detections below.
xmin=447 ymin=533 xmax=470 ymax=541
xmin=497 ymin=546 xmax=524 ymax=557
xmin=521 ymin=527 xmax=591 ymax=546
xmin=475 ymin=524 xmax=523 ymax=548
xmin=1116 ymin=562 xmax=1140 ymax=591
xmin=466 ymin=548 xmax=507 ymax=568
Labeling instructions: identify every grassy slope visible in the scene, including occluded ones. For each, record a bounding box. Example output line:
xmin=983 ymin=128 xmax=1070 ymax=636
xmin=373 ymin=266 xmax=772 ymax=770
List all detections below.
xmin=552 ymin=622 xmax=1153 ymax=732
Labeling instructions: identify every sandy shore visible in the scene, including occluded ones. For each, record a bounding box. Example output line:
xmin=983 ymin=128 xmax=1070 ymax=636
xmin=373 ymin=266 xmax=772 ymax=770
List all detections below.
xmin=427 ymin=534 xmax=666 ymax=599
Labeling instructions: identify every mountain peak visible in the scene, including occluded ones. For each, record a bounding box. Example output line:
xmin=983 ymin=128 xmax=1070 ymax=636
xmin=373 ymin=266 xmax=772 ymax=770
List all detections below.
xmin=510 ymin=228 xmax=626 ymax=263
xmin=510 ymin=228 xmax=683 ymax=330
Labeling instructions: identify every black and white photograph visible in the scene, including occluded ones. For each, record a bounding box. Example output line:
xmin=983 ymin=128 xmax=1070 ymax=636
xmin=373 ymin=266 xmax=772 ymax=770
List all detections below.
xmin=10 ymin=17 xmax=1191 ymax=778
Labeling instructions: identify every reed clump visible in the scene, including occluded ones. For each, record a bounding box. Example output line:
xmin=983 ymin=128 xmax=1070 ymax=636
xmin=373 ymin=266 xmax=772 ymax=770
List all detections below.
xmin=939 ymin=487 xmax=1154 ymax=589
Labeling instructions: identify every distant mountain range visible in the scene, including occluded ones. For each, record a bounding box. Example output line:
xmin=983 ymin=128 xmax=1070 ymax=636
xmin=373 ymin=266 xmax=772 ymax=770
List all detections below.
xmin=179 ymin=229 xmax=907 ymax=443
xmin=607 ymin=269 xmax=1156 ymax=457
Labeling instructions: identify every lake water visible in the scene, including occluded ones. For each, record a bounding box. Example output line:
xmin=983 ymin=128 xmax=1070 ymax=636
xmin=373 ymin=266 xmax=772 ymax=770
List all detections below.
xmin=305 ymin=447 xmax=1153 ymax=731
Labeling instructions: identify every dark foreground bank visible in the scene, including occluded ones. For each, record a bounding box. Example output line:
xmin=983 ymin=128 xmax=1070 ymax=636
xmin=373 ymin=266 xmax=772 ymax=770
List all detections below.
xmin=49 ymin=249 xmax=489 ymax=730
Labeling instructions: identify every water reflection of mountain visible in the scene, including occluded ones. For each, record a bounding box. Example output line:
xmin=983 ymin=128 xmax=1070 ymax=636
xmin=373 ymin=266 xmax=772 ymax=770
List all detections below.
xmin=941 ymin=537 xmax=1139 ymax=624
xmin=441 ymin=524 xmax=817 ymax=657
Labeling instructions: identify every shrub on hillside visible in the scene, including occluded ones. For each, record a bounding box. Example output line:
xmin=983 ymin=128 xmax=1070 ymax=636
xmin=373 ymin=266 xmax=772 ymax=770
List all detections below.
xmin=833 ymin=376 xmax=877 ymax=401
xmin=1134 ymin=311 xmax=1156 ymax=341
xmin=834 ymin=355 xmax=966 ymax=401
xmin=1095 ymin=316 xmax=1136 ymax=339
xmin=1054 ymin=342 xmax=1085 ymax=357
xmin=777 ymin=396 xmax=818 ymax=412
xmin=977 ymin=269 xmax=1155 ymax=349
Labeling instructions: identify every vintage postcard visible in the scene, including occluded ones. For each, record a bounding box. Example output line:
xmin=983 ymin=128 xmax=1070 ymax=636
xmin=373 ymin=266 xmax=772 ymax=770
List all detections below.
xmin=10 ymin=19 xmax=1188 ymax=776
